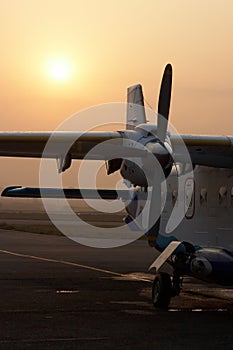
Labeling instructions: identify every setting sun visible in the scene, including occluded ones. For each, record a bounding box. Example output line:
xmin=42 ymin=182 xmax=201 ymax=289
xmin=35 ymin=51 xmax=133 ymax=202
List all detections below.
xmin=46 ymin=58 xmax=73 ymax=82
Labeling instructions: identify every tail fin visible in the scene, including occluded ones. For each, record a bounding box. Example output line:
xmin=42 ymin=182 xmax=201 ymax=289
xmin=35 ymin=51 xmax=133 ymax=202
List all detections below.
xmin=126 ymin=84 xmax=146 ymax=129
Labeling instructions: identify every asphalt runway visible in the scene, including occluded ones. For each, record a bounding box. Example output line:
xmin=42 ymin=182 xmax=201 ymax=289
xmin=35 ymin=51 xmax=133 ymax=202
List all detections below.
xmin=0 ymin=229 xmax=233 ymax=350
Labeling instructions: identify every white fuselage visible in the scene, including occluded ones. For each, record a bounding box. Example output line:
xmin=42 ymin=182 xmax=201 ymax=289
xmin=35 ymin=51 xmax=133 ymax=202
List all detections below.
xmin=127 ymin=166 xmax=233 ymax=251
xmin=161 ymin=166 xmax=233 ymax=250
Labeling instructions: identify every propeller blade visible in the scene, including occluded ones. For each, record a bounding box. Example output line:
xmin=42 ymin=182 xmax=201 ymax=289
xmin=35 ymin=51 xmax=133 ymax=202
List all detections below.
xmin=157 ymin=63 xmax=172 ymax=142
xmin=146 ymin=168 xmax=163 ymax=244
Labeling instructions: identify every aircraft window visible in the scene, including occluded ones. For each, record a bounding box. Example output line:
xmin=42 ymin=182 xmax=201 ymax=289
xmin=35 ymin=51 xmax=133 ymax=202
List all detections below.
xmin=200 ymin=188 xmax=207 ymax=206
xmin=231 ymin=187 xmax=233 ymax=206
xmin=218 ymin=186 xmax=227 ymax=207
xmin=185 ymin=178 xmax=195 ymax=219
xmin=172 ymin=189 xmax=178 ymax=206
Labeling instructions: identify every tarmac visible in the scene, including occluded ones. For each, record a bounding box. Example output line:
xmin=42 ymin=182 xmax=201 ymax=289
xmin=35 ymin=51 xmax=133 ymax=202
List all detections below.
xmin=0 ymin=229 xmax=232 ymax=350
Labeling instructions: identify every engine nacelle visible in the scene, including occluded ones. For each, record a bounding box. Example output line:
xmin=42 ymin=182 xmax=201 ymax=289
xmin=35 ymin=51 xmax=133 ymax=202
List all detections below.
xmin=190 ymin=248 xmax=233 ymax=285
xmin=120 ymin=160 xmax=148 ymax=187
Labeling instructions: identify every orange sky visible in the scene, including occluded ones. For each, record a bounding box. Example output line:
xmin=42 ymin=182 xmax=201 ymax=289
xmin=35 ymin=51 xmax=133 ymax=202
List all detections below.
xmin=0 ymin=0 xmax=233 ymax=190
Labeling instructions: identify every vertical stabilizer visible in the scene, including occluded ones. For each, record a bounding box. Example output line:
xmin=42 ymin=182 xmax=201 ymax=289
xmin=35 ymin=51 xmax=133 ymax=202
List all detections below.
xmin=126 ymin=84 xmax=147 ymax=129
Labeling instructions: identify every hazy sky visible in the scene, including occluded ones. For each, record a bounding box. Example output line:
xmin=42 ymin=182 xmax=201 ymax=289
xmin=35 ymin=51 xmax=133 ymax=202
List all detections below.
xmin=0 ymin=1 xmax=233 ymax=189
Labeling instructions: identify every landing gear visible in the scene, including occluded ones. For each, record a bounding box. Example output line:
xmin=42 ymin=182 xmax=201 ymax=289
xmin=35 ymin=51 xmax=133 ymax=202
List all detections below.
xmin=152 ymin=272 xmax=172 ymax=308
xmin=150 ymin=241 xmax=195 ymax=308
xmin=172 ymin=269 xmax=183 ymax=296
xmin=152 ymin=271 xmax=183 ymax=308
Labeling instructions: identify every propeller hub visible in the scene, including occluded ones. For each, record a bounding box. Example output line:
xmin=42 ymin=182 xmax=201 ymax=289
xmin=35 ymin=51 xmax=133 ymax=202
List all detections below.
xmin=145 ymin=141 xmax=173 ymax=176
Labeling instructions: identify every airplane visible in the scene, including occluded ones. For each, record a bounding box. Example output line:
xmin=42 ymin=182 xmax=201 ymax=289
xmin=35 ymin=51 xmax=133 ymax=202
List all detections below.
xmin=0 ymin=63 xmax=232 ymax=308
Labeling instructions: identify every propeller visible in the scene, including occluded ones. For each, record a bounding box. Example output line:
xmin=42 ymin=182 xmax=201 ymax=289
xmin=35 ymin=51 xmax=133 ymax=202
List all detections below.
xmin=145 ymin=64 xmax=173 ymax=243
xmin=146 ymin=166 xmax=163 ymax=244
xmin=157 ymin=63 xmax=172 ymax=142
xmin=145 ymin=63 xmax=173 ymax=170
xmin=146 ymin=63 xmax=172 ymax=172
xmin=120 ymin=64 xmax=173 ymax=242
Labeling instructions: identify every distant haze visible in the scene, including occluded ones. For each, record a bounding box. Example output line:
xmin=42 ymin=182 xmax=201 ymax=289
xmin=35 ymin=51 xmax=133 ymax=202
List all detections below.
xmin=0 ymin=1 xmax=232 ymax=192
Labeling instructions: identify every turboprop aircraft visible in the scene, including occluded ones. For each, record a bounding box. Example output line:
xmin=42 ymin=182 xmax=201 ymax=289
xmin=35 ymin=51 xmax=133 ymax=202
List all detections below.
xmin=0 ymin=64 xmax=233 ymax=308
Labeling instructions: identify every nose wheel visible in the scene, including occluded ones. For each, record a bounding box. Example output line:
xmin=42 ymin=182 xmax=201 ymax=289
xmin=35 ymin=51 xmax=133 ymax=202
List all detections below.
xmin=152 ymin=272 xmax=172 ymax=308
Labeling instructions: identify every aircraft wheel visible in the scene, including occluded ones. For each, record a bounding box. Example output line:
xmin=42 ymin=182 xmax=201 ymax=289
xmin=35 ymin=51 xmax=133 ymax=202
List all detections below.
xmin=152 ymin=272 xmax=172 ymax=308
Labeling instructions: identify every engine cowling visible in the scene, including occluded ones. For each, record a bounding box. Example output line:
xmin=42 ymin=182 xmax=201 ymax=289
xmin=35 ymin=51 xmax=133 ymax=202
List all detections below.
xmin=190 ymin=248 xmax=233 ymax=285
xmin=120 ymin=160 xmax=148 ymax=187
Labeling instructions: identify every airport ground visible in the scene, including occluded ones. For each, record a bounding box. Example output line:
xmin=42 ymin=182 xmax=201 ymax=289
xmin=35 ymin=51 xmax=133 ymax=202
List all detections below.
xmin=0 ymin=212 xmax=232 ymax=349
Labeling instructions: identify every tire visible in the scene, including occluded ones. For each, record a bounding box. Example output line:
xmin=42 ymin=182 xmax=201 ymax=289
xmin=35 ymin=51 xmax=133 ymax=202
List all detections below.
xmin=152 ymin=272 xmax=172 ymax=308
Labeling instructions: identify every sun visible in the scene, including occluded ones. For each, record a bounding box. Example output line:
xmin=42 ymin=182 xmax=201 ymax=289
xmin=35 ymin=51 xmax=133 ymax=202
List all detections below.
xmin=46 ymin=58 xmax=72 ymax=82
xmin=50 ymin=61 xmax=69 ymax=81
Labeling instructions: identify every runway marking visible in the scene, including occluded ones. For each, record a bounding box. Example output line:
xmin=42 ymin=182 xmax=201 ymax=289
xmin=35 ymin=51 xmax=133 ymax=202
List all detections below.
xmin=0 ymin=250 xmax=232 ymax=312
xmin=168 ymin=308 xmax=230 ymax=312
xmin=0 ymin=249 xmax=123 ymax=276
xmin=56 ymin=290 xmax=80 ymax=294
xmin=0 ymin=337 xmax=109 ymax=344
xmin=0 ymin=249 xmax=151 ymax=282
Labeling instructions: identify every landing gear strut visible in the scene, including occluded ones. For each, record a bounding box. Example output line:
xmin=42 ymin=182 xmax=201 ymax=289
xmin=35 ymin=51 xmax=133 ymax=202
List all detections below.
xmin=150 ymin=241 xmax=195 ymax=308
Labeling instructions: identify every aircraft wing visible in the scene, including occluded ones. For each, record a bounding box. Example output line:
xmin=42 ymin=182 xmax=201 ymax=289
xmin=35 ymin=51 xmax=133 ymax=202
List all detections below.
xmin=1 ymin=186 xmax=131 ymax=200
xmin=172 ymin=135 xmax=233 ymax=169
xmin=1 ymin=132 xmax=233 ymax=169
xmin=0 ymin=132 xmax=123 ymax=159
